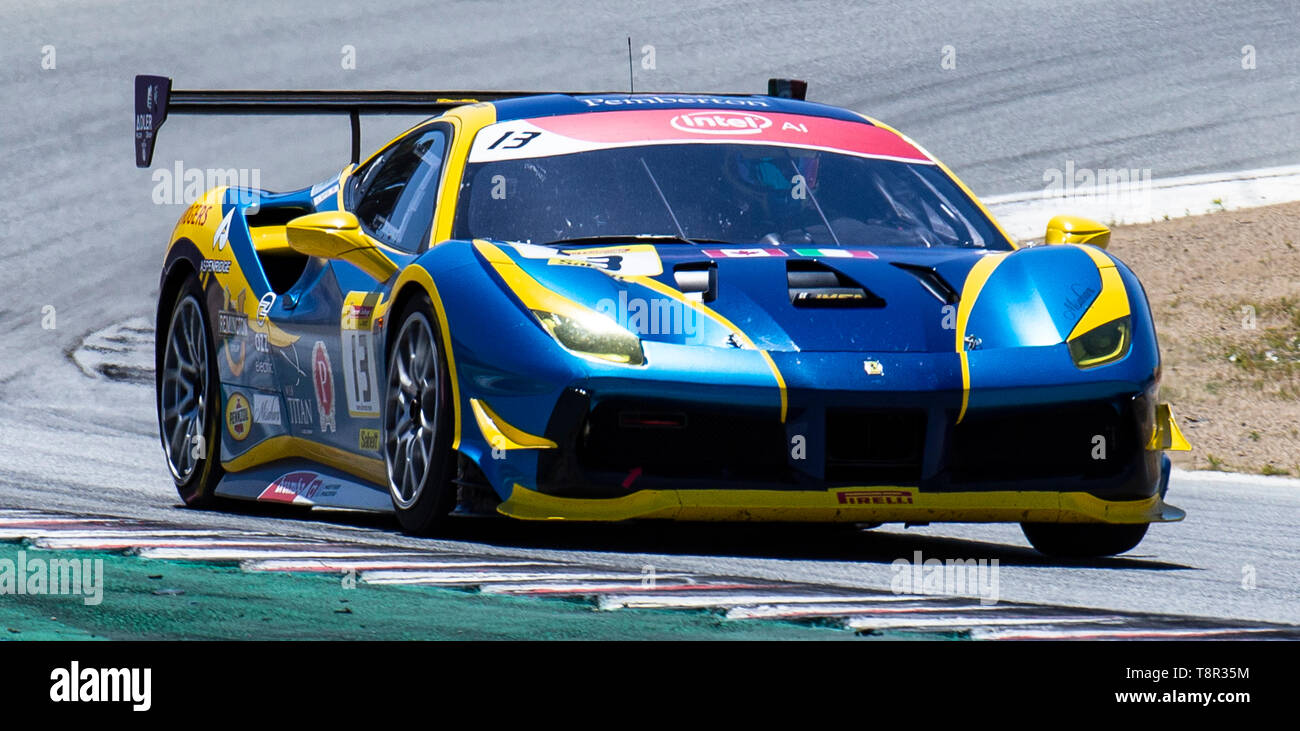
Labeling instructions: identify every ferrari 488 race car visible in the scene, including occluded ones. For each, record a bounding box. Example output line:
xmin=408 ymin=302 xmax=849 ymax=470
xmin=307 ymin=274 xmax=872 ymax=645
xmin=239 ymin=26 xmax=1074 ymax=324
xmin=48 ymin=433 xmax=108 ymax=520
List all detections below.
xmin=137 ymin=75 xmax=1190 ymax=557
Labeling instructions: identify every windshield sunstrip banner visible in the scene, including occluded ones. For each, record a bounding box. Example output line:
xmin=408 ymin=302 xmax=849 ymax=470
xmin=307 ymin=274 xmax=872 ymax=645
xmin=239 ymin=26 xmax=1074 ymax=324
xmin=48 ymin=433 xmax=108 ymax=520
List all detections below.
xmin=468 ymin=109 xmax=933 ymax=164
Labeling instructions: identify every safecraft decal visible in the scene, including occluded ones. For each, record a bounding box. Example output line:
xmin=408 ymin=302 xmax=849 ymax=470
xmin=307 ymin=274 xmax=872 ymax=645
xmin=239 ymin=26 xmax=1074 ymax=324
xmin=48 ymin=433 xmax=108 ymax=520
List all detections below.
xmin=468 ymin=110 xmax=932 ymax=164
xmin=340 ymin=292 xmax=381 ymax=417
xmin=225 ymin=392 xmax=251 ymax=441
xmin=358 ymin=428 xmax=381 ymax=452
xmin=311 ymin=341 xmax=336 ymax=433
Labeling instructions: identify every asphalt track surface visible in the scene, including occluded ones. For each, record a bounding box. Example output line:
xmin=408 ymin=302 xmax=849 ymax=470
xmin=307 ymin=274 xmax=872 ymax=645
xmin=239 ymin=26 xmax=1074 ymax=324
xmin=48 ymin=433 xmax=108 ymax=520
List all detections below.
xmin=1 ymin=1 xmax=1298 ymax=634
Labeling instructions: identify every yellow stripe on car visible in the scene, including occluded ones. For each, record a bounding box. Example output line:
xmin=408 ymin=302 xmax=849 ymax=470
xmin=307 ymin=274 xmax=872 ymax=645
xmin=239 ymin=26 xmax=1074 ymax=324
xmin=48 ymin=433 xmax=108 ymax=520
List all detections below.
xmin=954 ymin=252 xmax=1009 ymax=423
xmin=470 ymin=398 xmax=558 ymax=450
xmin=499 ymin=483 xmax=1182 ymax=524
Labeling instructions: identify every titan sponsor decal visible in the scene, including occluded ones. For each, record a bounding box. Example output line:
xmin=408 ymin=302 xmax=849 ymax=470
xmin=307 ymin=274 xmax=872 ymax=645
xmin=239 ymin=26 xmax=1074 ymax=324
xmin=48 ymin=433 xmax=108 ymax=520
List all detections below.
xmin=669 ymin=111 xmax=772 ymax=135
xmin=312 ymin=341 xmax=336 ymax=433
xmin=199 ymin=258 xmax=231 ymax=273
xmin=257 ymin=470 xmax=340 ymax=504
xmin=701 ymin=248 xmax=788 ymax=258
xmin=225 ymin=392 xmax=251 ymax=441
xmin=285 ymin=397 xmax=314 ymax=429
xmin=359 ymin=428 xmax=381 ymax=452
xmin=341 ymin=293 xmax=380 ymax=417
xmin=252 ymin=393 xmax=282 ymax=426
xmin=791 ymin=248 xmax=878 ymax=259
xmin=218 ymin=287 xmax=248 ymax=377
xmin=836 ymin=489 xmax=913 ymax=505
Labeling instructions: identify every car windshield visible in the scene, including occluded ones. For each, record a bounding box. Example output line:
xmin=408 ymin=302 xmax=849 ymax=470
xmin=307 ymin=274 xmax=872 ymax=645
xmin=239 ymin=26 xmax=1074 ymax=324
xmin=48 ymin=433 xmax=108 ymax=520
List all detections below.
xmin=453 ymin=142 xmax=1008 ymax=249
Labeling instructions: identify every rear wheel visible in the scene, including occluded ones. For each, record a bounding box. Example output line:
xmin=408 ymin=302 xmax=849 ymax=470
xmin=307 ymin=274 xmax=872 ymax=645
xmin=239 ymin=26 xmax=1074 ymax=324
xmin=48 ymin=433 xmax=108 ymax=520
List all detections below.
xmin=158 ymin=276 xmax=224 ymax=507
xmin=1020 ymin=522 xmax=1149 ymax=558
xmin=383 ymin=295 xmax=457 ymax=534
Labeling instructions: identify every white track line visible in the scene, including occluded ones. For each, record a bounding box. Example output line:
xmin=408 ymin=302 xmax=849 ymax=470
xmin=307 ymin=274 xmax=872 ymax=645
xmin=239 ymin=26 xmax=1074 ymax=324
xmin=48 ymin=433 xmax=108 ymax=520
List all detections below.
xmin=844 ymin=615 xmax=1121 ymax=631
xmin=0 ymin=518 xmax=136 ymax=528
xmin=596 ymin=591 xmax=918 ymax=611
xmin=973 ymin=626 xmax=1288 ymax=640
xmin=479 ymin=579 xmax=771 ymax=596
xmin=31 ymin=537 xmax=324 ymax=550
xmin=244 ymin=558 xmax=559 ymax=573
xmin=985 ymin=164 xmax=1300 ymax=240
xmin=134 ymin=546 xmax=407 ymax=560
xmin=361 ymin=570 xmax=689 ymax=586
xmin=726 ymin=602 xmax=1001 ymax=621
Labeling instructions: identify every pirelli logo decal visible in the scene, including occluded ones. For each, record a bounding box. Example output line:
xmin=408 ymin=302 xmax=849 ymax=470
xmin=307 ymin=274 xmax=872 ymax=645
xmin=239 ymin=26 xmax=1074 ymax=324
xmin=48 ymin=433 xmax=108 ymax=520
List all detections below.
xmin=836 ymin=489 xmax=914 ymax=505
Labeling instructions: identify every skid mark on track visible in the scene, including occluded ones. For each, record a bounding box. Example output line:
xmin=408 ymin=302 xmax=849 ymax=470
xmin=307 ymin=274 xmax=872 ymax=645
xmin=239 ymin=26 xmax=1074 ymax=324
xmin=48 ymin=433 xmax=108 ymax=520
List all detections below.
xmin=68 ymin=317 xmax=155 ymax=384
xmin=1 ymin=507 xmax=1295 ymax=640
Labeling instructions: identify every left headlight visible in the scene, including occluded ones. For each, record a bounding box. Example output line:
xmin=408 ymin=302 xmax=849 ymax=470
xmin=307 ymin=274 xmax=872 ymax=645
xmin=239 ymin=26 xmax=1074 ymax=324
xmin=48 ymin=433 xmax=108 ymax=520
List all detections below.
xmin=1067 ymin=316 xmax=1131 ymax=369
xmin=531 ymin=309 xmax=645 ymax=366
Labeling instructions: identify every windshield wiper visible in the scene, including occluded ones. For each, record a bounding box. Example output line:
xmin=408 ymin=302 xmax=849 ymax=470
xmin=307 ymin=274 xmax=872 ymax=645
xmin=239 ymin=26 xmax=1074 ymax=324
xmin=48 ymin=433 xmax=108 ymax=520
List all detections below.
xmin=539 ymin=234 xmax=731 ymax=246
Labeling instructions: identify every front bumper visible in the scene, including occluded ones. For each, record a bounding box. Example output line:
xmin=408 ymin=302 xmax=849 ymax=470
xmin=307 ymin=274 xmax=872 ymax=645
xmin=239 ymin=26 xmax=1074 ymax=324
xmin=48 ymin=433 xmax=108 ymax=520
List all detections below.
xmin=475 ymin=347 xmax=1184 ymax=525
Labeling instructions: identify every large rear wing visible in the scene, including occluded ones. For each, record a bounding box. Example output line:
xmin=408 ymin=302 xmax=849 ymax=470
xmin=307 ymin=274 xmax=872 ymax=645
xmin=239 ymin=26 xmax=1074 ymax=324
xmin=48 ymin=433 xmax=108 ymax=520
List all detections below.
xmin=133 ymin=75 xmax=808 ymax=168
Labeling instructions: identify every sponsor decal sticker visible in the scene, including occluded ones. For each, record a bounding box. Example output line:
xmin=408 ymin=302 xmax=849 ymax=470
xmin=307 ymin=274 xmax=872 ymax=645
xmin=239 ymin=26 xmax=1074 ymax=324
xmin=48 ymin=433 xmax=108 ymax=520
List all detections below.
xmin=286 ymin=397 xmax=314 ymax=427
xmin=837 ymin=489 xmax=913 ymax=505
xmin=252 ymin=393 xmax=282 ymax=426
xmin=257 ymin=470 xmax=339 ymax=504
xmin=257 ymin=292 xmax=276 ymax=326
xmin=225 ymin=392 xmax=251 ymax=441
xmin=218 ymin=287 xmax=248 ymax=377
xmin=669 ymin=111 xmax=772 ymax=135
xmin=341 ymin=293 xmax=381 ymax=417
xmin=701 ymin=248 xmax=788 ymax=258
xmin=863 ymin=359 xmax=884 ymax=376
xmin=178 ymin=202 xmax=210 ymax=227
xmin=199 ymin=258 xmax=232 ymax=273
xmin=312 ymin=341 xmax=336 ymax=433
xmin=359 ymin=428 xmax=381 ymax=452
xmin=792 ymin=248 xmax=878 ymax=259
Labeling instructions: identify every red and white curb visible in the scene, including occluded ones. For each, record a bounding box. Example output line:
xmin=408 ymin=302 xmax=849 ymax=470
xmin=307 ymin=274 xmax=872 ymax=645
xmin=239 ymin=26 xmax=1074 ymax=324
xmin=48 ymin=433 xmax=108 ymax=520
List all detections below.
xmin=1 ymin=508 xmax=1295 ymax=640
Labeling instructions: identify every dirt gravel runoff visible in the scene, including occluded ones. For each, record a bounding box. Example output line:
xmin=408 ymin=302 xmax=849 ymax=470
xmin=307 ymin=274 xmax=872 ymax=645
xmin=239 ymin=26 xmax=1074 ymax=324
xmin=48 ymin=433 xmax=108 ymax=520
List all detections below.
xmin=1102 ymin=201 xmax=1300 ymax=476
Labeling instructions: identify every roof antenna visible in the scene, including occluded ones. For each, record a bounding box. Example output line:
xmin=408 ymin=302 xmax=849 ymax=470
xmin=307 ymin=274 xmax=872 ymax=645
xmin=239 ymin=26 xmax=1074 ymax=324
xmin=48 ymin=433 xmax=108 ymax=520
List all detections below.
xmin=627 ymin=37 xmax=635 ymax=93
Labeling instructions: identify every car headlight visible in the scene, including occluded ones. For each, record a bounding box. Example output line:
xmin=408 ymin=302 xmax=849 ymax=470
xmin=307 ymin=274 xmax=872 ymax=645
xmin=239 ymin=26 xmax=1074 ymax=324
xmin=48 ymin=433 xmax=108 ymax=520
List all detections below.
xmin=1067 ymin=316 xmax=1131 ymax=369
xmin=531 ymin=309 xmax=645 ymax=365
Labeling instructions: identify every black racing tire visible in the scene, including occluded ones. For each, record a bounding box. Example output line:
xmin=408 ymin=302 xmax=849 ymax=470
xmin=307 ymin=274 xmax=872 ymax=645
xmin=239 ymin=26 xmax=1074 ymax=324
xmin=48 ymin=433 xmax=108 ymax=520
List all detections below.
xmin=1020 ymin=521 xmax=1149 ymax=558
xmin=383 ymin=293 xmax=458 ymax=535
xmin=157 ymin=274 xmax=225 ymax=507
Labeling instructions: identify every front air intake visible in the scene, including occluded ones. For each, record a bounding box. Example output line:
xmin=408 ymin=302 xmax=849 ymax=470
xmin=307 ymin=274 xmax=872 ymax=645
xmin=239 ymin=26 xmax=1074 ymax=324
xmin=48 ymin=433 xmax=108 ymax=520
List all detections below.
xmin=787 ymin=260 xmax=884 ymax=308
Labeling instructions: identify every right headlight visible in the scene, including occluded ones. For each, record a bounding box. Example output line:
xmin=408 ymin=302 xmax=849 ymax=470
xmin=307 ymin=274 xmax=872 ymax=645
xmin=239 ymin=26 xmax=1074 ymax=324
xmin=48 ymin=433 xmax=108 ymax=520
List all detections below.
xmin=1067 ymin=316 xmax=1131 ymax=369
xmin=531 ymin=309 xmax=645 ymax=366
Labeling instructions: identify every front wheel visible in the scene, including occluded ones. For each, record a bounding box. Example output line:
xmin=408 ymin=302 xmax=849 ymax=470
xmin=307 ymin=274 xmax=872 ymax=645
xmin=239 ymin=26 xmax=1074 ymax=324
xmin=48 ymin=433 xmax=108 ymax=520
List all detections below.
xmin=383 ymin=295 xmax=457 ymax=534
xmin=1020 ymin=522 xmax=1149 ymax=558
xmin=158 ymin=276 xmax=224 ymax=507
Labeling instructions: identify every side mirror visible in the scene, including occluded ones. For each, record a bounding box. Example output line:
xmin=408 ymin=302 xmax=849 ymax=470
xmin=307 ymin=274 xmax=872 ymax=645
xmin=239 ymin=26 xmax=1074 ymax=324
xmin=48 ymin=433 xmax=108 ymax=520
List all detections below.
xmin=1044 ymin=215 xmax=1110 ymax=249
xmin=285 ymin=211 xmax=398 ymax=281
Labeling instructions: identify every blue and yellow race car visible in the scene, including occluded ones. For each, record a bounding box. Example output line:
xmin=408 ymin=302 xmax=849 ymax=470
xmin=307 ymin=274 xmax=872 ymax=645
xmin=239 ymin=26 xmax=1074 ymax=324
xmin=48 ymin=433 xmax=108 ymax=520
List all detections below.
xmin=138 ymin=75 xmax=1190 ymax=557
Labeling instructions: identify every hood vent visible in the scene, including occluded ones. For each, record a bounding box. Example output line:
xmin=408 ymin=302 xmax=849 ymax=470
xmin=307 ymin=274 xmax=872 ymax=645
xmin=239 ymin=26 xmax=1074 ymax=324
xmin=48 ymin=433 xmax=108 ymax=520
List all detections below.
xmin=891 ymin=263 xmax=959 ymax=304
xmin=787 ymin=260 xmax=885 ymax=308
xmin=673 ymin=262 xmax=718 ymax=302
